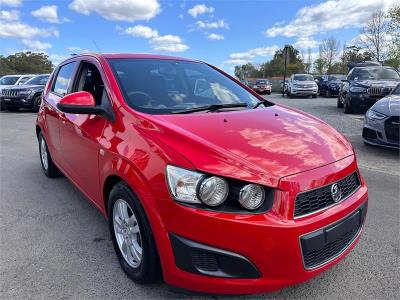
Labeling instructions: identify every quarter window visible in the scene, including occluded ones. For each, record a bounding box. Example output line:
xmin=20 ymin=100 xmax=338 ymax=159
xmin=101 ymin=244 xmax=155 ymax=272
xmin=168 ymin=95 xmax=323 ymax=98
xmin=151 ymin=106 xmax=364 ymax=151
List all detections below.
xmin=52 ymin=62 xmax=77 ymax=96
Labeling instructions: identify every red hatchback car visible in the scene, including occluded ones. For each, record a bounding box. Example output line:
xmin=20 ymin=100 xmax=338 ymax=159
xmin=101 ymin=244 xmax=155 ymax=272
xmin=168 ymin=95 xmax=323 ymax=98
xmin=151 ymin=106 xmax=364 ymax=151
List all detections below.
xmin=36 ymin=53 xmax=368 ymax=295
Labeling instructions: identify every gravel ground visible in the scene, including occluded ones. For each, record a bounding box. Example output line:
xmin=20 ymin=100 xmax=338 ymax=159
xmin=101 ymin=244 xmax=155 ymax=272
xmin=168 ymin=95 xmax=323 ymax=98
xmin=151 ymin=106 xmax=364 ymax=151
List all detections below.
xmin=0 ymin=94 xmax=399 ymax=299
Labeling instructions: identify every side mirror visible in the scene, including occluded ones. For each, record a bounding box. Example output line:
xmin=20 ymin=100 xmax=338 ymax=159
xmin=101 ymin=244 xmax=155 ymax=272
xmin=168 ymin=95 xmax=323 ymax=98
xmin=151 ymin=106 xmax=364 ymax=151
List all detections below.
xmin=57 ymin=91 xmax=103 ymax=115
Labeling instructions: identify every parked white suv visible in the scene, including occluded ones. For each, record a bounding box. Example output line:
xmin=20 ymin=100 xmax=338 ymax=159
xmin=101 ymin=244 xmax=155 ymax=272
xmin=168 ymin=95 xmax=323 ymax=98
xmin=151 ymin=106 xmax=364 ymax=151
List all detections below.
xmin=287 ymin=74 xmax=318 ymax=98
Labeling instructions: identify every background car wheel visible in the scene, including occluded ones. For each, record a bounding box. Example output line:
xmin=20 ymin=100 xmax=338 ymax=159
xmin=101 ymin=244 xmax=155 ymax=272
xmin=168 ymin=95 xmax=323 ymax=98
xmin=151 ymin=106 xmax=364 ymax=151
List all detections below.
xmin=337 ymin=96 xmax=344 ymax=108
xmin=343 ymin=95 xmax=354 ymax=114
xmin=312 ymin=95 xmax=317 ymax=98
xmin=32 ymin=95 xmax=41 ymax=112
xmin=38 ymin=132 xmax=61 ymax=177
xmin=108 ymin=182 xmax=161 ymax=284
xmin=0 ymin=103 xmax=5 ymax=111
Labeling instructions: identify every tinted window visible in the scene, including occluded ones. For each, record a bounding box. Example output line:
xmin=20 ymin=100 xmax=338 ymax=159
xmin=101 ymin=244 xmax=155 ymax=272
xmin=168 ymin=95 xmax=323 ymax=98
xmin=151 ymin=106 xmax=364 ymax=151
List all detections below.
xmin=328 ymin=75 xmax=345 ymax=81
xmin=25 ymin=75 xmax=49 ymax=85
xmin=52 ymin=62 xmax=76 ymax=96
xmin=350 ymin=67 xmax=400 ymax=81
xmin=18 ymin=76 xmax=33 ymax=85
xmin=108 ymin=58 xmax=261 ymax=114
xmin=74 ymin=63 xmax=105 ymax=105
xmin=294 ymin=75 xmax=314 ymax=81
xmin=256 ymin=80 xmax=269 ymax=84
xmin=0 ymin=76 xmax=19 ymax=85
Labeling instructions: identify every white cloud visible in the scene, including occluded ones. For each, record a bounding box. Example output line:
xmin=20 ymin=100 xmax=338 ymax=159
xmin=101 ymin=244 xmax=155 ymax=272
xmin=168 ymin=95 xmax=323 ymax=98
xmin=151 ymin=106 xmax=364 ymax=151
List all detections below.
xmin=118 ymin=25 xmax=189 ymax=52
xmin=22 ymin=39 xmax=51 ymax=50
xmin=0 ymin=9 xmax=19 ymax=21
xmin=207 ymin=33 xmax=224 ymax=40
xmin=122 ymin=25 xmax=158 ymax=39
xmin=0 ymin=21 xmax=59 ymax=39
xmin=0 ymin=0 xmax=21 ymax=7
xmin=293 ymin=37 xmax=319 ymax=49
xmin=31 ymin=5 xmax=62 ymax=24
xmin=223 ymin=45 xmax=280 ymax=65
xmin=48 ymin=54 xmax=68 ymax=65
xmin=69 ymin=0 xmax=161 ymax=22
xmin=149 ymin=35 xmax=189 ymax=52
xmin=194 ymin=19 xmax=229 ymax=30
xmin=188 ymin=4 xmax=214 ymax=18
xmin=67 ymin=46 xmax=91 ymax=53
xmin=265 ymin=0 xmax=397 ymax=38
xmin=179 ymin=13 xmax=183 ymax=19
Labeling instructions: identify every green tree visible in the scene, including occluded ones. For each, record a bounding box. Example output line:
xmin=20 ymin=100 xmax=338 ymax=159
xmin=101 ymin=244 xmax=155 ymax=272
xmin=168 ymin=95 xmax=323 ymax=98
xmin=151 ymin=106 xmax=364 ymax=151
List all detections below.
xmin=0 ymin=52 xmax=53 ymax=76
xmin=385 ymin=4 xmax=400 ymax=68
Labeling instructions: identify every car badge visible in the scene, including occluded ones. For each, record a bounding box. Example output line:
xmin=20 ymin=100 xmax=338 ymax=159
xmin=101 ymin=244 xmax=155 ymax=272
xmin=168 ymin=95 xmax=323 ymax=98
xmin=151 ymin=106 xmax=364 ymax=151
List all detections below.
xmin=331 ymin=183 xmax=342 ymax=203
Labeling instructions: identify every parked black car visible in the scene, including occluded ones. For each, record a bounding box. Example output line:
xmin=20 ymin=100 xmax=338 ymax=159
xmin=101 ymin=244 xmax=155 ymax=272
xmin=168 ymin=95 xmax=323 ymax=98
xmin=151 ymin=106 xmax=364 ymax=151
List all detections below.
xmin=0 ymin=74 xmax=49 ymax=112
xmin=319 ymin=74 xmax=346 ymax=97
xmin=314 ymin=75 xmax=323 ymax=93
xmin=337 ymin=66 xmax=400 ymax=113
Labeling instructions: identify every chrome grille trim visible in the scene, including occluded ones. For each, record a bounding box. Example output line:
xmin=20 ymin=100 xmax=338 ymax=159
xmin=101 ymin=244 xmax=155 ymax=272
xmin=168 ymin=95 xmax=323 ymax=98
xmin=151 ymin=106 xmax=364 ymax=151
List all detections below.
xmin=1 ymin=90 xmax=18 ymax=97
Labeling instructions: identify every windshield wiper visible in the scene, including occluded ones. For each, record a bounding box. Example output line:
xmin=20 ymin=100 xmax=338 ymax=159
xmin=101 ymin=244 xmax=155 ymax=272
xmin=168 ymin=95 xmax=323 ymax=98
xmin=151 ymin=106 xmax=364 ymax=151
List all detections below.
xmin=252 ymin=99 xmax=269 ymax=109
xmin=171 ymin=103 xmax=248 ymax=114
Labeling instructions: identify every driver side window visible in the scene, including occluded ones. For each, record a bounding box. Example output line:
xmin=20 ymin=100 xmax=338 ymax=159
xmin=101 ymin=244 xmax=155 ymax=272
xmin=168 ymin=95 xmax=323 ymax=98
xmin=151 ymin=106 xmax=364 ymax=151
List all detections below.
xmin=74 ymin=62 xmax=106 ymax=105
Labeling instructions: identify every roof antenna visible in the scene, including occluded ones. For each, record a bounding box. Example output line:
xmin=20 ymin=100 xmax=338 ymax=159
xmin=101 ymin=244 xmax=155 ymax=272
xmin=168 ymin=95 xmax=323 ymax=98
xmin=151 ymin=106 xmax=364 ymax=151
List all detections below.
xmin=92 ymin=40 xmax=102 ymax=54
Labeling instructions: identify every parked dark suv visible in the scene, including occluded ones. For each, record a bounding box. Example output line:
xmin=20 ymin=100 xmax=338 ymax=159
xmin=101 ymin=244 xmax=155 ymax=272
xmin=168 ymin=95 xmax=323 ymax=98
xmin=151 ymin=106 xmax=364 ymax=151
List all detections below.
xmin=320 ymin=74 xmax=346 ymax=97
xmin=337 ymin=66 xmax=400 ymax=113
xmin=0 ymin=74 xmax=49 ymax=111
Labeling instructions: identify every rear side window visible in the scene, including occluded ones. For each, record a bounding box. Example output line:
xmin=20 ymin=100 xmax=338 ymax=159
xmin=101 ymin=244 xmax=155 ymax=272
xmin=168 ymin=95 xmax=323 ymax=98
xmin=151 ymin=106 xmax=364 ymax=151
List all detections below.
xmin=52 ymin=62 xmax=76 ymax=96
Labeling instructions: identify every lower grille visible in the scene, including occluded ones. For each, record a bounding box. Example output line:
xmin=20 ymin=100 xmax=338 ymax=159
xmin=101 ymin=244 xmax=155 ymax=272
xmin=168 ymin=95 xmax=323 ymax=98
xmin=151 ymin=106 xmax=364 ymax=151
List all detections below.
xmin=294 ymin=172 xmax=361 ymax=217
xmin=385 ymin=116 xmax=399 ymax=142
xmin=300 ymin=202 xmax=367 ymax=269
xmin=367 ymin=87 xmax=392 ymax=97
xmin=1 ymin=90 xmax=18 ymax=97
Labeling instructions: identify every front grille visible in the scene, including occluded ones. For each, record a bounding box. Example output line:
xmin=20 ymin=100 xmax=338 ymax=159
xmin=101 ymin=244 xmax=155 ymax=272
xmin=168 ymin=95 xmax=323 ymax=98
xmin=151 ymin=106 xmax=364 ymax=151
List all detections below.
xmin=385 ymin=116 xmax=399 ymax=142
xmin=300 ymin=202 xmax=367 ymax=269
xmin=1 ymin=90 xmax=18 ymax=97
xmin=367 ymin=87 xmax=391 ymax=97
xmin=294 ymin=172 xmax=360 ymax=217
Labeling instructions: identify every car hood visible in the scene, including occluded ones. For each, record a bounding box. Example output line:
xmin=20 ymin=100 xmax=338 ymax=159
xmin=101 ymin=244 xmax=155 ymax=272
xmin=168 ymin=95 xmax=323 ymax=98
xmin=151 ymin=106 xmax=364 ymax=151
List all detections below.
xmin=139 ymin=105 xmax=353 ymax=187
xmin=7 ymin=84 xmax=44 ymax=90
xmin=353 ymin=80 xmax=400 ymax=88
xmin=371 ymin=95 xmax=400 ymax=116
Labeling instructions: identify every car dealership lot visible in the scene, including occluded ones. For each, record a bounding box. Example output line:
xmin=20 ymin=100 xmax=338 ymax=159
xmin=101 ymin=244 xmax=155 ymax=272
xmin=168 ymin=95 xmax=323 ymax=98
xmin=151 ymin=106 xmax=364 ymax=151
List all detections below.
xmin=0 ymin=94 xmax=399 ymax=299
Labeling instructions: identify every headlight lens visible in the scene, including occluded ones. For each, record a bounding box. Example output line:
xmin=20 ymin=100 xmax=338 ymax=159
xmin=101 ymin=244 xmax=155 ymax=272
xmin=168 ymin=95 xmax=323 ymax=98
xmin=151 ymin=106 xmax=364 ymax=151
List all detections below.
xmin=350 ymin=86 xmax=367 ymax=93
xmin=166 ymin=165 xmax=203 ymax=204
xmin=366 ymin=109 xmax=387 ymax=120
xmin=20 ymin=89 xmax=32 ymax=95
xmin=198 ymin=176 xmax=228 ymax=206
xmin=239 ymin=184 xmax=265 ymax=210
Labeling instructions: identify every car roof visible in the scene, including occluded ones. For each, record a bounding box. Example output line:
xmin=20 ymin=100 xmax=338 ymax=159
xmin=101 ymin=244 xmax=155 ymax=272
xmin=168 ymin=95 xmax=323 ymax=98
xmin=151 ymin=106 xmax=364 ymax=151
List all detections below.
xmin=66 ymin=52 xmax=201 ymax=63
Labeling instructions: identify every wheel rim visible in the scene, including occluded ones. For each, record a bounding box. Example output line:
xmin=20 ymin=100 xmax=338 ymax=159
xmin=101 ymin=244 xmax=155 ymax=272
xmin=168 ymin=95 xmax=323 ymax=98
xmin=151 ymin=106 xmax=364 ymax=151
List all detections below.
xmin=113 ymin=199 xmax=142 ymax=268
xmin=40 ymin=137 xmax=48 ymax=171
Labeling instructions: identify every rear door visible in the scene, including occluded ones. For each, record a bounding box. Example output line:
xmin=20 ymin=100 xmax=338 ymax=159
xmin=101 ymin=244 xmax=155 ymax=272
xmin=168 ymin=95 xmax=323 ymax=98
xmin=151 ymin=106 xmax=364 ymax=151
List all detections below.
xmin=44 ymin=61 xmax=77 ymax=165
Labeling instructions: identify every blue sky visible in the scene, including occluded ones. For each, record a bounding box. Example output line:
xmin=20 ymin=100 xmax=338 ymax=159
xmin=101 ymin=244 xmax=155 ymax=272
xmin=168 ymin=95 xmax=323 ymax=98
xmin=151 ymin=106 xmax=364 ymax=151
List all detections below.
xmin=0 ymin=0 xmax=395 ymax=73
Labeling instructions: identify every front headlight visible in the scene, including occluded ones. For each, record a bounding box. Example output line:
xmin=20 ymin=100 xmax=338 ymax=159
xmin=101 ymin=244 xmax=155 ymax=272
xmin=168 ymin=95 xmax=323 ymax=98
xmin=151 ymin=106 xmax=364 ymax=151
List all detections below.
xmin=166 ymin=165 xmax=204 ymax=204
xmin=198 ymin=176 xmax=228 ymax=206
xmin=239 ymin=184 xmax=265 ymax=210
xmin=350 ymin=86 xmax=367 ymax=93
xmin=366 ymin=109 xmax=387 ymax=120
xmin=20 ymin=89 xmax=33 ymax=95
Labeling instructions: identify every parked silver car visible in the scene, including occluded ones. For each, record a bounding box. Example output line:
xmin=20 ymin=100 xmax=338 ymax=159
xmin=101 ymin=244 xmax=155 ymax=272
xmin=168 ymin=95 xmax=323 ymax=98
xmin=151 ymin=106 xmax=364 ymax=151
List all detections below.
xmin=287 ymin=74 xmax=318 ymax=98
xmin=362 ymin=83 xmax=400 ymax=149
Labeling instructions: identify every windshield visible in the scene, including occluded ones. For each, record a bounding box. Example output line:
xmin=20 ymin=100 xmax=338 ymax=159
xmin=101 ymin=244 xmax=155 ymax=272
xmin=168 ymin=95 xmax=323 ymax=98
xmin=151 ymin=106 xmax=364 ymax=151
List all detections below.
xmin=350 ymin=67 xmax=400 ymax=81
xmin=294 ymin=75 xmax=314 ymax=81
xmin=108 ymin=59 xmax=262 ymax=114
xmin=328 ymin=75 xmax=345 ymax=81
xmin=25 ymin=75 xmax=49 ymax=85
xmin=256 ymin=80 xmax=269 ymax=85
xmin=0 ymin=76 xmax=19 ymax=85
xmin=18 ymin=76 xmax=34 ymax=85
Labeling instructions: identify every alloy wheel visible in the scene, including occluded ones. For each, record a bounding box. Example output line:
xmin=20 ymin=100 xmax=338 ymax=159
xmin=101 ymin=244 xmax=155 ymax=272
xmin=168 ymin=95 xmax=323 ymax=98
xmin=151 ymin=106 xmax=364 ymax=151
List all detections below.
xmin=40 ymin=137 xmax=48 ymax=171
xmin=113 ymin=199 xmax=143 ymax=268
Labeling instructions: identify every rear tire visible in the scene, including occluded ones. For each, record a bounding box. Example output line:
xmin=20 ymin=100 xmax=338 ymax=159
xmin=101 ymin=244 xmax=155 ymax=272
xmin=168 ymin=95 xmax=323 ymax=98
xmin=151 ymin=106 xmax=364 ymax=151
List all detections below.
xmin=108 ymin=182 xmax=161 ymax=284
xmin=38 ymin=132 xmax=61 ymax=177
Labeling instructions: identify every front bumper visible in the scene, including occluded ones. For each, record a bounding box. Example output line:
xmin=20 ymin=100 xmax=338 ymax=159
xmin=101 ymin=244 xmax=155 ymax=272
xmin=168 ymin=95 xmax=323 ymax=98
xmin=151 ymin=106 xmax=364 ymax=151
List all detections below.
xmin=291 ymin=88 xmax=318 ymax=95
xmin=362 ymin=124 xmax=400 ymax=149
xmin=254 ymin=88 xmax=271 ymax=94
xmin=327 ymin=86 xmax=340 ymax=95
xmin=348 ymin=93 xmax=382 ymax=110
xmin=155 ymin=156 xmax=368 ymax=294
xmin=0 ymin=96 xmax=33 ymax=108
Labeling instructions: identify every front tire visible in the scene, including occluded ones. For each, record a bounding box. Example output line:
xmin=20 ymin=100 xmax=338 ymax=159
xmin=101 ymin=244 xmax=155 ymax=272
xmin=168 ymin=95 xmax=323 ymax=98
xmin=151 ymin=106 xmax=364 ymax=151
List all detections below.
xmin=32 ymin=95 xmax=41 ymax=112
xmin=108 ymin=182 xmax=161 ymax=283
xmin=38 ymin=132 xmax=61 ymax=177
xmin=343 ymin=95 xmax=354 ymax=114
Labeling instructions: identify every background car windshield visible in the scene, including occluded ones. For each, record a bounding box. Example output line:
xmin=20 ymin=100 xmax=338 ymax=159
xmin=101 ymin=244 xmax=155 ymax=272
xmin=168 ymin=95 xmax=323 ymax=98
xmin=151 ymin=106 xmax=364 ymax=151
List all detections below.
xmin=25 ymin=75 xmax=49 ymax=85
xmin=0 ymin=76 xmax=19 ymax=85
xmin=294 ymin=75 xmax=314 ymax=81
xmin=256 ymin=80 xmax=269 ymax=84
xmin=328 ymin=75 xmax=345 ymax=81
xmin=108 ymin=59 xmax=261 ymax=114
xmin=350 ymin=68 xmax=400 ymax=81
